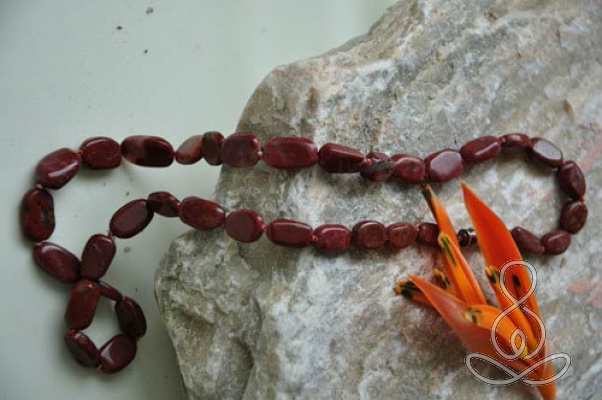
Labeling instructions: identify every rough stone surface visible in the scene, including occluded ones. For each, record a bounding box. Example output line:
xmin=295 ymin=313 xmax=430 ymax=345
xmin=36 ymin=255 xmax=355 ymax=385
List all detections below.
xmin=156 ymin=1 xmax=602 ymax=399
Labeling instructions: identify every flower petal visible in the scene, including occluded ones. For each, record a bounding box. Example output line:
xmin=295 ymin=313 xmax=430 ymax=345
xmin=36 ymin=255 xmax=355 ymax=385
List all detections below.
xmin=408 ymin=274 xmax=538 ymax=377
xmin=421 ymin=184 xmax=486 ymax=305
xmin=393 ymin=280 xmax=431 ymax=306
xmin=461 ymin=182 xmax=543 ymax=344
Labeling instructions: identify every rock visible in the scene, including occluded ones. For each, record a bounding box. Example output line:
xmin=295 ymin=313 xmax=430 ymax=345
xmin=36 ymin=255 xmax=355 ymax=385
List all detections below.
xmin=155 ymin=1 xmax=602 ymax=399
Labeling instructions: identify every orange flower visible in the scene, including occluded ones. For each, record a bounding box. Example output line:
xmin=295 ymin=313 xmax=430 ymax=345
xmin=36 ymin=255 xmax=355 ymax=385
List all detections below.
xmin=395 ymin=182 xmax=556 ymax=400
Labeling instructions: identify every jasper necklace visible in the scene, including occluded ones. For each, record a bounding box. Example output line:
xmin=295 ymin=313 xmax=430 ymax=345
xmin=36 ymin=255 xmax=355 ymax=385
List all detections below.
xmin=19 ymin=132 xmax=587 ymax=374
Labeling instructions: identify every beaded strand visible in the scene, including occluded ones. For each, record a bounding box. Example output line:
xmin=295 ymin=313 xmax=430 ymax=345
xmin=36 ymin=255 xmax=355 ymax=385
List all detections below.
xmin=19 ymin=132 xmax=588 ymax=373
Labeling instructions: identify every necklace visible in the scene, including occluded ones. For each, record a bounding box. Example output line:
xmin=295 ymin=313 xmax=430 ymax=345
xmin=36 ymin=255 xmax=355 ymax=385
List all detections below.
xmin=19 ymin=131 xmax=587 ymax=374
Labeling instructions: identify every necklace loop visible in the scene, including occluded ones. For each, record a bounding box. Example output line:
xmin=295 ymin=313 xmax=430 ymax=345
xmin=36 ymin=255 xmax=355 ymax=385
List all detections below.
xmin=19 ymin=131 xmax=587 ymax=373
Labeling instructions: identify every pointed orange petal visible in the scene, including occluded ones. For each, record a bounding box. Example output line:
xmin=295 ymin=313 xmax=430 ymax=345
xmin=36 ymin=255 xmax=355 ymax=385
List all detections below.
xmin=484 ymin=266 xmax=540 ymax=353
xmin=461 ymin=182 xmax=543 ymax=335
xmin=537 ymin=384 xmax=556 ymax=400
xmin=421 ymin=184 xmax=459 ymax=247
xmin=466 ymin=304 xmax=532 ymax=361
xmin=433 ymin=268 xmax=455 ymax=294
xmin=393 ymin=280 xmax=432 ymax=306
xmin=421 ymin=185 xmax=486 ymax=305
xmin=409 ymin=274 xmax=537 ymax=377
xmin=535 ymin=345 xmax=557 ymax=400
xmin=438 ymin=233 xmax=486 ymax=305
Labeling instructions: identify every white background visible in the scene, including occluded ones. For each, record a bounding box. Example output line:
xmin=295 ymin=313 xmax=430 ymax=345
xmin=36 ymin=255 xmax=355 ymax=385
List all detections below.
xmin=0 ymin=1 xmax=397 ymax=399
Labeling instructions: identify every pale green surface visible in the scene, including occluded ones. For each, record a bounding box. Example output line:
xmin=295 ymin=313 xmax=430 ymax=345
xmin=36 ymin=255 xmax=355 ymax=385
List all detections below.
xmin=0 ymin=1 xmax=396 ymax=399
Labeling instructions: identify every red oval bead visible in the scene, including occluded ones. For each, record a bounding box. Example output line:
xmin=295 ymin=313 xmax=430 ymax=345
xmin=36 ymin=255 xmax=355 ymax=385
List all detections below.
xmin=35 ymin=148 xmax=82 ymax=189
xmin=99 ymin=334 xmax=137 ymax=374
xmin=179 ymin=197 xmax=225 ymax=230
xmin=425 ymin=149 xmax=464 ymax=182
xmin=20 ymin=188 xmax=55 ymax=242
xmin=530 ymin=137 xmax=563 ymax=167
xmin=460 ymin=136 xmax=501 ymax=165
xmin=541 ymin=230 xmax=571 ymax=255
xmin=201 ymin=131 xmax=224 ymax=165
xmin=390 ymin=154 xmax=426 ymax=183
xmin=559 ymin=200 xmax=587 ymax=234
xmin=266 ymin=219 xmax=313 ymax=247
xmin=313 ymin=224 xmax=351 ymax=253
xmin=65 ymin=279 xmax=100 ymax=330
xmin=121 ymin=135 xmax=174 ymax=167
xmin=147 ymin=191 xmax=180 ymax=218
xmin=387 ymin=222 xmax=418 ymax=249
xmin=500 ymin=133 xmax=531 ymax=154
xmin=263 ymin=137 xmax=318 ymax=169
xmin=318 ymin=143 xmax=365 ymax=173
xmin=33 ymin=242 xmax=80 ymax=283
xmin=511 ymin=227 xmax=544 ymax=254
xmin=64 ymin=330 xmax=101 ymax=368
xmin=556 ymin=160 xmax=586 ymax=200
xmin=109 ymin=199 xmax=154 ymax=238
xmin=98 ymin=281 xmax=124 ymax=301
xmin=175 ymin=135 xmax=203 ymax=165
xmin=352 ymin=221 xmax=387 ymax=249
xmin=80 ymin=137 xmax=122 ymax=169
xmin=224 ymin=209 xmax=264 ymax=242
xmin=81 ymin=234 xmax=116 ymax=280
xmin=417 ymin=222 xmax=440 ymax=247
xmin=221 ymin=132 xmax=261 ymax=167
xmin=115 ymin=297 xmax=147 ymax=340
xmin=360 ymin=152 xmax=394 ymax=182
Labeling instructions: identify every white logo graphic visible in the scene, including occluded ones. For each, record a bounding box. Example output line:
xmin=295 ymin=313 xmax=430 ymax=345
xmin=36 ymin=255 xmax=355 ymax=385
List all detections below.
xmin=465 ymin=260 xmax=571 ymax=386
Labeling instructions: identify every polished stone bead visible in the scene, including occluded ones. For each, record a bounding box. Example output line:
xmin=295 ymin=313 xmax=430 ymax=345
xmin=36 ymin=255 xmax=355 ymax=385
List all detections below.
xmin=175 ymin=135 xmax=203 ymax=165
xmin=147 ymin=191 xmax=180 ymax=217
xmin=559 ymin=200 xmax=588 ymax=234
xmin=179 ymin=196 xmax=225 ymax=230
xmin=417 ymin=222 xmax=440 ymax=247
xmin=221 ymin=132 xmax=261 ymax=167
xmin=263 ymin=137 xmax=318 ymax=169
xmin=530 ymin=137 xmax=563 ymax=167
xmin=201 ymin=131 xmax=225 ymax=165
xmin=318 ymin=143 xmax=365 ymax=173
xmin=33 ymin=242 xmax=80 ymax=283
xmin=390 ymin=154 xmax=426 ymax=183
xmin=387 ymin=222 xmax=418 ymax=249
xmin=457 ymin=228 xmax=478 ymax=247
xmin=360 ymin=152 xmax=394 ymax=182
xmin=500 ymin=133 xmax=531 ymax=154
xmin=64 ymin=330 xmax=101 ymax=368
xmin=313 ymin=224 xmax=351 ymax=253
xmin=266 ymin=219 xmax=313 ymax=247
xmin=224 ymin=209 xmax=264 ymax=242
xmin=110 ymin=199 xmax=154 ymax=238
xmin=35 ymin=148 xmax=82 ymax=189
xmin=556 ymin=160 xmax=586 ymax=199
xmin=424 ymin=149 xmax=464 ymax=182
xmin=99 ymin=334 xmax=137 ymax=374
xmin=115 ymin=297 xmax=147 ymax=340
xmin=121 ymin=135 xmax=174 ymax=167
xmin=98 ymin=281 xmax=124 ymax=301
xmin=460 ymin=136 xmax=501 ymax=164
xmin=80 ymin=234 xmax=116 ymax=281
xmin=511 ymin=227 xmax=544 ymax=254
xmin=352 ymin=220 xmax=387 ymax=249
xmin=541 ymin=229 xmax=571 ymax=255
xmin=20 ymin=188 xmax=55 ymax=242
xmin=80 ymin=137 xmax=122 ymax=169
xmin=65 ymin=279 xmax=100 ymax=330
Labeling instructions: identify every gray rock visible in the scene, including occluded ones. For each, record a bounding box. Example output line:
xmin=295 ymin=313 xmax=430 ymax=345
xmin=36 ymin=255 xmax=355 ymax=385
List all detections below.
xmin=155 ymin=1 xmax=602 ymax=399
